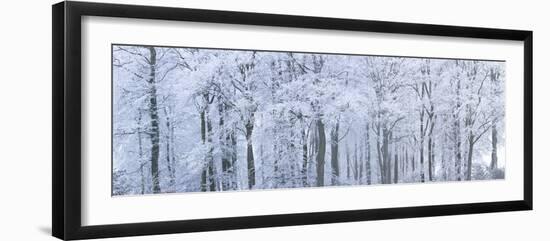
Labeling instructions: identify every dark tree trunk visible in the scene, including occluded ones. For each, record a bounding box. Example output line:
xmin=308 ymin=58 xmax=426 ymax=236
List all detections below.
xmin=359 ymin=137 xmax=364 ymax=183
xmin=330 ymin=121 xmax=340 ymax=185
xmin=146 ymin=47 xmax=161 ymax=194
xmin=230 ymin=131 xmax=237 ymax=188
xmin=316 ymin=119 xmax=326 ymax=187
xmin=378 ymin=128 xmax=391 ymax=184
xmin=219 ymin=103 xmax=233 ymax=190
xmin=427 ymin=135 xmax=433 ymax=181
xmin=301 ymin=128 xmax=308 ymax=186
xmin=378 ymin=128 xmax=392 ymax=184
xmin=273 ymin=140 xmax=279 ymax=187
xmin=309 ymin=124 xmax=317 ymax=184
xmin=399 ymin=147 xmax=407 ymax=178
xmin=206 ymin=113 xmax=216 ymax=191
xmin=441 ymin=134 xmax=448 ymax=180
xmin=430 ymin=141 xmax=435 ymax=180
xmin=245 ymin=119 xmax=255 ymax=189
xmin=427 ymin=105 xmax=436 ymax=182
xmin=466 ymin=133 xmax=474 ymax=181
xmin=393 ymin=148 xmax=398 ymax=183
xmin=419 ymin=111 xmax=425 ymax=183
xmin=200 ymin=110 xmax=207 ymax=192
xmin=376 ymin=129 xmax=383 ymax=183
xmin=200 ymin=105 xmax=216 ymax=192
xmin=455 ymin=128 xmax=462 ymax=181
xmin=354 ymin=139 xmax=358 ymax=181
xmin=365 ymin=123 xmax=372 ymax=185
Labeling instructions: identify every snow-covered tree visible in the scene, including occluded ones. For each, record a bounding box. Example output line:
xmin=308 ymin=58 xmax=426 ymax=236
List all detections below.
xmin=112 ymin=46 xmax=506 ymax=195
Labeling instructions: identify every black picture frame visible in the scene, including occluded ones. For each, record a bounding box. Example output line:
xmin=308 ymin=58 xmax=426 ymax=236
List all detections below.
xmin=52 ymin=1 xmax=533 ymax=240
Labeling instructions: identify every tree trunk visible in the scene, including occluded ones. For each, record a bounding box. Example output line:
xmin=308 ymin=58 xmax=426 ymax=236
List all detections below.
xmin=359 ymin=137 xmax=364 ymax=183
xmin=393 ymin=148 xmax=398 ymax=184
xmin=301 ymin=128 xmax=308 ymax=186
xmin=466 ymin=133 xmax=474 ymax=180
xmin=411 ymin=149 xmax=415 ymax=173
xmin=427 ymin=135 xmax=433 ymax=181
xmin=430 ymin=141 xmax=435 ymax=180
xmin=164 ymin=124 xmax=173 ymax=190
xmin=273 ymin=140 xmax=279 ymax=187
xmin=309 ymin=123 xmax=317 ymax=184
xmin=387 ymin=131 xmax=392 ymax=183
xmin=200 ymin=106 xmax=216 ymax=192
xmin=399 ymin=146 xmax=407 ymax=176
xmin=164 ymin=108 xmax=175 ymax=190
xmin=490 ymin=122 xmax=498 ymax=169
xmin=289 ymin=128 xmax=296 ymax=187
xmin=346 ymin=141 xmax=351 ymax=180
xmin=219 ymin=103 xmax=233 ymax=191
xmin=230 ymin=131 xmax=238 ymax=189
xmin=454 ymin=78 xmax=462 ymax=181
xmin=380 ymin=128 xmax=392 ymax=184
xmin=376 ymin=128 xmax=383 ymax=183
xmin=207 ymin=113 xmax=216 ymax=191
xmin=245 ymin=119 xmax=255 ymax=189
xmin=405 ymin=149 xmax=409 ymax=180
xmin=200 ymin=110 xmax=207 ymax=192
xmin=419 ymin=110 xmax=425 ymax=183
xmin=316 ymin=119 xmax=326 ymax=187
xmin=441 ymin=133 xmax=448 ymax=180
xmin=137 ymin=110 xmax=145 ymax=194
xmin=365 ymin=123 xmax=372 ymax=185
xmin=354 ymin=139 xmax=358 ymax=181
xmin=147 ymin=47 xmax=161 ymax=194
xmin=330 ymin=121 xmax=340 ymax=185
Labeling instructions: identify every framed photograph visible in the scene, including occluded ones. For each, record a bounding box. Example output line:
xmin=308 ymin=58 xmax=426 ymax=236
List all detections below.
xmin=52 ymin=1 xmax=533 ymax=240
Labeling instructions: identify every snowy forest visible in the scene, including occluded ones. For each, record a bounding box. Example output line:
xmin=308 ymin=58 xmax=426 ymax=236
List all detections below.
xmin=112 ymin=44 xmax=505 ymax=196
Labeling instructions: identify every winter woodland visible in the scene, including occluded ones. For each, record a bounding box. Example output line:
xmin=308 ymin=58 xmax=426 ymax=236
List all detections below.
xmin=112 ymin=45 xmax=505 ymax=195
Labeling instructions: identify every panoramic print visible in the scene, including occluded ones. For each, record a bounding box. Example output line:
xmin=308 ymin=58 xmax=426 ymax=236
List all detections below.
xmin=112 ymin=45 xmax=505 ymax=195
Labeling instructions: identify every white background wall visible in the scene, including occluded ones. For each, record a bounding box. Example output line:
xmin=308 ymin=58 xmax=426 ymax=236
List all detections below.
xmin=0 ymin=0 xmax=547 ymax=240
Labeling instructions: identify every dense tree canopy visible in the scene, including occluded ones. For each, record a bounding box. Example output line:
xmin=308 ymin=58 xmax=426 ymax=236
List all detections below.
xmin=112 ymin=45 xmax=505 ymax=195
